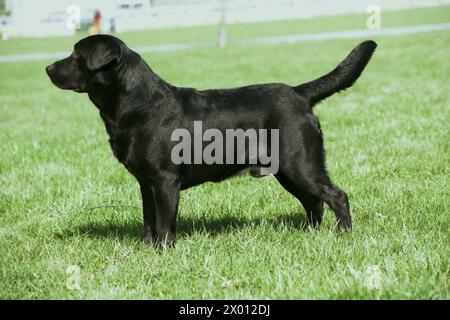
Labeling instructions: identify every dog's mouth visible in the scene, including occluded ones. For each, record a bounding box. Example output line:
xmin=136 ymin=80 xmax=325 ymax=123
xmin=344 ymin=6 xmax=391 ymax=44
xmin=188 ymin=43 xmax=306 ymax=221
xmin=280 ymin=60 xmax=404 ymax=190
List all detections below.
xmin=51 ymin=80 xmax=85 ymax=93
xmin=46 ymin=72 xmax=85 ymax=93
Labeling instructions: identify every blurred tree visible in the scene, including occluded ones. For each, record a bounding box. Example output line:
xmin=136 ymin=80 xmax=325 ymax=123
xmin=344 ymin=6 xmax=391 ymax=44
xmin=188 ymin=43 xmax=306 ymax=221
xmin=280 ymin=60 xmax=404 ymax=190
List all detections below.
xmin=0 ymin=0 xmax=6 ymax=16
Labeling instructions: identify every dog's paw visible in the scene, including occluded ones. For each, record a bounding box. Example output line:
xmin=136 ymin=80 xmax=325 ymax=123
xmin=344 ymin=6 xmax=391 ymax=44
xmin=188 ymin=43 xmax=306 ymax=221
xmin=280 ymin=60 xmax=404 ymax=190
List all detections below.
xmin=337 ymin=217 xmax=352 ymax=232
xmin=142 ymin=233 xmax=154 ymax=245
xmin=154 ymin=232 xmax=177 ymax=251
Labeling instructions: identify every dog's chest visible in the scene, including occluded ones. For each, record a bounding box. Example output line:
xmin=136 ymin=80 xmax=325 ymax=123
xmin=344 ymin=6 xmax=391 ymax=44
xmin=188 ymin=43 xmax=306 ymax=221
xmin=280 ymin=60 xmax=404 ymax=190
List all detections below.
xmin=108 ymin=136 xmax=130 ymax=165
xmin=104 ymin=128 xmax=133 ymax=170
xmin=100 ymin=113 xmax=133 ymax=168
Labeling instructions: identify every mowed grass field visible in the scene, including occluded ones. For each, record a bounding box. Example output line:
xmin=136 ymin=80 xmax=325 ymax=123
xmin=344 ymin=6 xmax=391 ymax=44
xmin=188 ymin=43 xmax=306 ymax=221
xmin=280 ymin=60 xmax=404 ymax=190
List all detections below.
xmin=0 ymin=7 xmax=449 ymax=299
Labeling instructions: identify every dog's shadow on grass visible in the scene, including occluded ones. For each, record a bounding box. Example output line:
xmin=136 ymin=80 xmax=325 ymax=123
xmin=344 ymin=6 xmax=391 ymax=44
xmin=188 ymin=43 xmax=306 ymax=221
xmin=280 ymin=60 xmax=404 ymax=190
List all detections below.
xmin=57 ymin=212 xmax=309 ymax=242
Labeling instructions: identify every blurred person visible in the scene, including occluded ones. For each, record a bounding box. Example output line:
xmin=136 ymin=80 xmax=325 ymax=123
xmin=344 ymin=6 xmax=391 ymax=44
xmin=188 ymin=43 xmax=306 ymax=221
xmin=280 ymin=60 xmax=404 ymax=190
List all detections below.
xmin=110 ymin=17 xmax=116 ymax=33
xmin=88 ymin=10 xmax=102 ymax=35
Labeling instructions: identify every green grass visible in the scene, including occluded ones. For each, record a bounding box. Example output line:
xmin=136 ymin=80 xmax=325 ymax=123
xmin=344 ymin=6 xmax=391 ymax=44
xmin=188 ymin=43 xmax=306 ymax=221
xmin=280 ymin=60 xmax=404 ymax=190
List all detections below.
xmin=0 ymin=9 xmax=449 ymax=299
xmin=0 ymin=5 xmax=449 ymax=55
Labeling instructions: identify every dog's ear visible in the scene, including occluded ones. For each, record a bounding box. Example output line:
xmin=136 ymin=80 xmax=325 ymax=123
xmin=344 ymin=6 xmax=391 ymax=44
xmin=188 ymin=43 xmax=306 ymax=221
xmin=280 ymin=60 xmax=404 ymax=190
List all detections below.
xmin=87 ymin=41 xmax=122 ymax=71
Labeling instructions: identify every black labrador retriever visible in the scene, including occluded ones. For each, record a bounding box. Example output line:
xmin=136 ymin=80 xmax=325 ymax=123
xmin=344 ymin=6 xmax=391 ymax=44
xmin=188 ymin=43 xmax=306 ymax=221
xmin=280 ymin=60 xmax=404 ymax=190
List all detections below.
xmin=46 ymin=35 xmax=376 ymax=248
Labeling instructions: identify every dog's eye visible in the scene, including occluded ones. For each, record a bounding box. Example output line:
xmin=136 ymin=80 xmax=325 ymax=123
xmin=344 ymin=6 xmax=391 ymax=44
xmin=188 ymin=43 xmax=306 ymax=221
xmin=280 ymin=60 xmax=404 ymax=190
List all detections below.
xmin=72 ymin=51 xmax=80 ymax=59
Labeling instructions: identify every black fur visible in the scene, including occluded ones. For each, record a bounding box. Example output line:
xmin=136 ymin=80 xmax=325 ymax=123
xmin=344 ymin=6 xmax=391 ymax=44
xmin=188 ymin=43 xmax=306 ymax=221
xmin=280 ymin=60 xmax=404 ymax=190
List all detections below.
xmin=46 ymin=35 xmax=376 ymax=248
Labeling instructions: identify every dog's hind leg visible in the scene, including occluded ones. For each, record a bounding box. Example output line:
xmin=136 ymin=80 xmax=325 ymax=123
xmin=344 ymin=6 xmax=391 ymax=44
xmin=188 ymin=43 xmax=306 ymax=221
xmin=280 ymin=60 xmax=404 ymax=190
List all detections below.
xmin=301 ymin=193 xmax=324 ymax=228
xmin=278 ymin=167 xmax=351 ymax=231
xmin=275 ymin=173 xmax=324 ymax=228
xmin=277 ymin=131 xmax=351 ymax=230
xmin=312 ymin=179 xmax=351 ymax=231
xmin=277 ymin=116 xmax=352 ymax=230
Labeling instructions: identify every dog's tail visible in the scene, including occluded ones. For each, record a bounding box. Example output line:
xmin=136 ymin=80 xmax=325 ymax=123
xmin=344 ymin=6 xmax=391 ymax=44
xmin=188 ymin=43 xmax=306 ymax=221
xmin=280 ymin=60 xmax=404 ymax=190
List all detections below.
xmin=294 ymin=40 xmax=377 ymax=107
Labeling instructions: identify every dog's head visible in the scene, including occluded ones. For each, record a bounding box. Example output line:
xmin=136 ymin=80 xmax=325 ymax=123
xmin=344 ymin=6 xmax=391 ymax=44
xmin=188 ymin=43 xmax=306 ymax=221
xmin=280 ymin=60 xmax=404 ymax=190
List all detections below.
xmin=46 ymin=35 xmax=126 ymax=93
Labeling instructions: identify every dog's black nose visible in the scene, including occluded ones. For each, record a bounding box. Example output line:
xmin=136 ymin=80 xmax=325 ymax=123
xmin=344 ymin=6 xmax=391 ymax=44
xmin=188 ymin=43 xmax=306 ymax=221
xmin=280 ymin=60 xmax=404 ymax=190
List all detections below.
xmin=45 ymin=64 xmax=53 ymax=76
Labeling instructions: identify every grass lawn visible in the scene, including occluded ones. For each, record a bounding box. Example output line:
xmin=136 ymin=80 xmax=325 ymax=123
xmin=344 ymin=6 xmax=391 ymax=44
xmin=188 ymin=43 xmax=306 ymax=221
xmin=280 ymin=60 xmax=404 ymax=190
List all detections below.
xmin=0 ymin=9 xmax=449 ymax=299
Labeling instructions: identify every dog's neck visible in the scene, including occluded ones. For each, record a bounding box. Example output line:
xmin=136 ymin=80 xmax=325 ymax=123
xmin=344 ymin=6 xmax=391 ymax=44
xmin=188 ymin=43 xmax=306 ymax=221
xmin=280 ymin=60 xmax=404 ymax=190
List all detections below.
xmin=88 ymin=56 xmax=175 ymax=133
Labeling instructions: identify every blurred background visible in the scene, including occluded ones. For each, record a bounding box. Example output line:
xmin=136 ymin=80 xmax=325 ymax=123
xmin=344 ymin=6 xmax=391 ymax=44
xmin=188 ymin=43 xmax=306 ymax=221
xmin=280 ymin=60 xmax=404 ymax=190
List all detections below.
xmin=0 ymin=0 xmax=449 ymax=38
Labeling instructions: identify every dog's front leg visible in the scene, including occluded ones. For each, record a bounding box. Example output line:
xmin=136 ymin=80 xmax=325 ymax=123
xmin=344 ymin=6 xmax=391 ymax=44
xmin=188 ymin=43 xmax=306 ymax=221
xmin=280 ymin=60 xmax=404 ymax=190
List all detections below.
xmin=153 ymin=179 xmax=180 ymax=249
xmin=139 ymin=181 xmax=156 ymax=245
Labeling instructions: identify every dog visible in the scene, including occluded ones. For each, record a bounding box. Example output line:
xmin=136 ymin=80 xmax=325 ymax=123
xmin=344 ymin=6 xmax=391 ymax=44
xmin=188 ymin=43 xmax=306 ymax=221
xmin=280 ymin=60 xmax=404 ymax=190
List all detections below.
xmin=46 ymin=35 xmax=376 ymax=247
